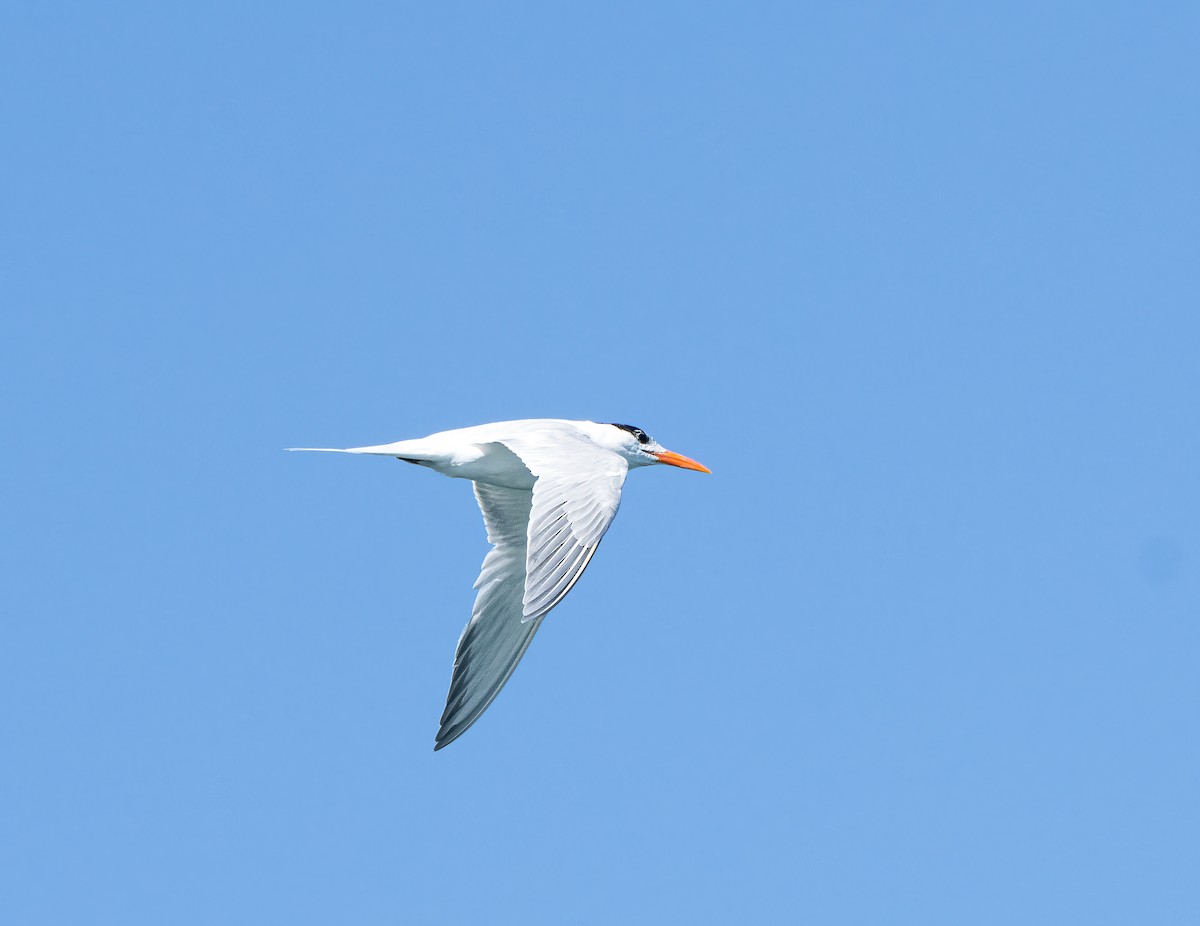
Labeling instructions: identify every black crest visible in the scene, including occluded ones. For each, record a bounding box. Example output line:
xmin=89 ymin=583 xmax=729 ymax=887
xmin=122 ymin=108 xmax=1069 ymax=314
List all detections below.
xmin=610 ymin=423 xmax=652 ymax=445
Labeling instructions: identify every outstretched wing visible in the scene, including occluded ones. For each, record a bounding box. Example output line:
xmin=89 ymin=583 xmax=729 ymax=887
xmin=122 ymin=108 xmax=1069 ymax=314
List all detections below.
xmin=499 ymin=432 xmax=628 ymax=621
xmin=434 ymin=433 xmax=629 ymax=750
xmin=436 ymin=482 xmax=539 ymax=750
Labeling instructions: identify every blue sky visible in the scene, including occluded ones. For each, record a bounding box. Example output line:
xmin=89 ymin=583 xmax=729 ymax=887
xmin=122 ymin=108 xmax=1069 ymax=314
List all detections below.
xmin=3 ymin=3 xmax=1197 ymax=923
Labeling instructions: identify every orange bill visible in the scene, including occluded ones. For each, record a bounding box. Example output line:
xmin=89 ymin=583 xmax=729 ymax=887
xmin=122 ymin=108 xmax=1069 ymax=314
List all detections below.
xmin=652 ymin=450 xmax=712 ymax=473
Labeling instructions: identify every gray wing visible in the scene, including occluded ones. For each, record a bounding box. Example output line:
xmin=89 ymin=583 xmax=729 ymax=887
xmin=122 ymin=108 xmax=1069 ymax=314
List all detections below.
xmin=436 ymin=482 xmax=539 ymax=751
xmin=434 ymin=436 xmax=628 ymax=750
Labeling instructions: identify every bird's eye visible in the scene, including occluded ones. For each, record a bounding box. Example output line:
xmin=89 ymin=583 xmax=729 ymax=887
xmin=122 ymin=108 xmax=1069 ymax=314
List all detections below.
xmin=636 ymin=430 xmax=650 ymax=445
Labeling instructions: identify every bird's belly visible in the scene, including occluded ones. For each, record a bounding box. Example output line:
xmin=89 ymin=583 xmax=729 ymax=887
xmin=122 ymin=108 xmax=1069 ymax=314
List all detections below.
xmin=431 ymin=442 xmax=536 ymax=490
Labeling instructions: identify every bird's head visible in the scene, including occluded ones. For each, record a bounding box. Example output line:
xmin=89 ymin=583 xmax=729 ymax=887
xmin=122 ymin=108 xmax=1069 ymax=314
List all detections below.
xmin=602 ymin=423 xmax=711 ymax=472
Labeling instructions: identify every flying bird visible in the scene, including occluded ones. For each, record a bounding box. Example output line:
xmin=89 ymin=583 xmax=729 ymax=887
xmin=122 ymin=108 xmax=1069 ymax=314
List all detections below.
xmin=291 ymin=419 xmax=710 ymax=750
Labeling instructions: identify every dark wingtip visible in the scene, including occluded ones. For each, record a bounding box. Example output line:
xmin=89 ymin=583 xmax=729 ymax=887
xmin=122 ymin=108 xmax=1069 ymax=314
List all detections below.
xmin=434 ymin=725 xmax=464 ymax=751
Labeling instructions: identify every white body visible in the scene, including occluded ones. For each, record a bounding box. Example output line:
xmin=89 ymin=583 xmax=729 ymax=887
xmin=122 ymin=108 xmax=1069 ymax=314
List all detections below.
xmin=335 ymin=419 xmax=655 ymax=489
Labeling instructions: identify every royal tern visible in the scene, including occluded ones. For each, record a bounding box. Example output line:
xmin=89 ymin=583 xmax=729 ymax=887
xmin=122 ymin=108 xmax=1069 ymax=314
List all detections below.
xmin=291 ymin=419 xmax=710 ymax=750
